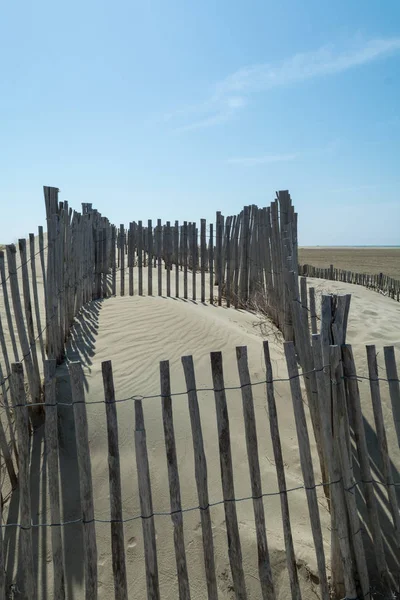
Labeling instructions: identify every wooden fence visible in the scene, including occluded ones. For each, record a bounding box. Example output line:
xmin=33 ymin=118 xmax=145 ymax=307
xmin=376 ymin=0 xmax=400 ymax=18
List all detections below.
xmin=1 ymin=186 xmax=400 ymax=598
xmin=0 ymin=187 xmax=298 ymax=496
xmin=2 ymin=323 xmax=400 ymax=599
xmin=299 ymin=263 xmax=400 ymax=302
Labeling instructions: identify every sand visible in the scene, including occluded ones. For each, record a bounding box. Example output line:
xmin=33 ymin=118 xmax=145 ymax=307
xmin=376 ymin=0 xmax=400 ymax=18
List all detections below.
xmin=1 ymin=251 xmax=400 ymax=599
xmin=298 ymin=247 xmax=400 ymax=280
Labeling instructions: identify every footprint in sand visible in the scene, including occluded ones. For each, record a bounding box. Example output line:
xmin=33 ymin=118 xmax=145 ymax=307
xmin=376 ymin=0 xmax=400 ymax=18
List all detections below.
xmin=127 ymin=536 xmax=137 ymax=549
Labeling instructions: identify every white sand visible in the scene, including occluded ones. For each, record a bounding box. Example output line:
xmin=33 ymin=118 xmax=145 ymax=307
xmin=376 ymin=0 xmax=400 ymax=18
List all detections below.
xmin=1 ymin=256 xmax=400 ymax=599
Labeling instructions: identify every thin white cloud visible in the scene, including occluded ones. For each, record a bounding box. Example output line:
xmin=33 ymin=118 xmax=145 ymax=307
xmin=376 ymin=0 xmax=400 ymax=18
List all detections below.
xmin=170 ymin=37 xmax=400 ymax=131
xmin=226 ymin=153 xmax=298 ymax=165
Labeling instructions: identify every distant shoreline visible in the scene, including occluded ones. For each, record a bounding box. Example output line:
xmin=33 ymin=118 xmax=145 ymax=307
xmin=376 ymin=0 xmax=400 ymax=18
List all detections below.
xmin=299 ymin=246 xmax=400 ymax=249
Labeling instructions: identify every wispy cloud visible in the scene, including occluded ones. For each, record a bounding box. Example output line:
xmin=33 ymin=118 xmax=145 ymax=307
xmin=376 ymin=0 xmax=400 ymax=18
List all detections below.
xmin=226 ymin=153 xmax=298 ymax=165
xmin=226 ymin=139 xmax=339 ymax=167
xmin=170 ymin=37 xmax=400 ymax=131
xmin=327 ymin=184 xmax=379 ymax=194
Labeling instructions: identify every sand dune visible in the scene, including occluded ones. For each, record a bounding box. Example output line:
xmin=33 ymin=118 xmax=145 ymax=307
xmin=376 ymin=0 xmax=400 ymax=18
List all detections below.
xmin=1 ymin=253 xmax=400 ymax=598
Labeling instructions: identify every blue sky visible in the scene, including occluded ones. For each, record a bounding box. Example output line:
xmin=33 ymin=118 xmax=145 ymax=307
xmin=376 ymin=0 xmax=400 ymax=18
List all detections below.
xmin=1 ymin=0 xmax=399 ymax=245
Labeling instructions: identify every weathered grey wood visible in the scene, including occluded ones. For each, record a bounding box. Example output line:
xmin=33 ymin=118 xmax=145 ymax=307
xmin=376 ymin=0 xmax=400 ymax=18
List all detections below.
xmin=290 ymin=274 xmax=328 ymax=496
xmin=148 ymin=220 xmax=153 ymax=296
xmin=0 ymin=310 xmax=19 ymax=467
xmin=210 ymin=351 xmax=247 ymax=599
xmin=181 ymin=355 xmax=218 ymax=599
xmin=166 ymin=221 xmax=171 ymax=297
xmin=38 ymin=225 xmax=48 ymax=307
xmin=384 ymin=346 xmax=400 ymax=448
xmin=120 ymin=224 xmax=125 ymax=296
xmin=29 ymin=233 xmax=45 ymax=362
xmin=44 ymin=360 xmax=66 ymax=600
xmin=69 ymin=361 xmax=98 ymax=599
xmin=216 ymin=213 xmax=223 ymax=306
xmin=0 ymin=363 xmax=17 ymax=487
xmin=240 ymin=206 xmax=250 ymax=306
xmin=0 ymin=250 xmax=20 ymax=362
xmin=192 ymin=224 xmax=197 ymax=301
xmin=11 ymin=363 xmax=37 ymax=599
xmin=309 ymin=287 xmax=318 ymax=335
xmin=112 ymin=225 xmax=117 ymax=296
xmin=19 ymin=238 xmax=41 ymax=377
xmin=329 ymin=345 xmax=370 ymax=598
xmin=209 ymin=224 xmax=214 ymax=304
xmin=157 ymin=219 xmax=162 ymax=296
xmin=262 ymin=342 xmax=301 ymax=600
xmin=174 ymin=221 xmax=179 ymax=298
xmin=366 ymin=345 xmax=400 ymax=551
xmin=0 ymin=452 xmax=4 ymax=600
xmin=312 ymin=335 xmax=355 ymax=599
xmin=101 ymin=361 xmax=128 ymax=600
xmin=129 ymin=222 xmax=134 ymax=296
xmin=283 ymin=342 xmax=329 ymax=600
xmin=135 ymin=399 xmax=160 ymax=600
xmin=160 ymin=361 xmax=191 ymax=599
xmin=300 ymin=277 xmax=309 ymax=334
xmin=236 ymin=346 xmax=275 ymax=599
xmin=201 ymin=219 xmax=206 ymax=303
xmin=183 ymin=221 xmax=188 ymax=300
xmin=226 ymin=221 xmax=231 ymax=308
xmin=6 ymin=245 xmax=41 ymax=403
xmin=342 ymin=345 xmax=388 ymax=582
xmin=233 ymin=214 xmax=240 ymax=309
xmin=137 ymin=221 xmax=143 ymax=296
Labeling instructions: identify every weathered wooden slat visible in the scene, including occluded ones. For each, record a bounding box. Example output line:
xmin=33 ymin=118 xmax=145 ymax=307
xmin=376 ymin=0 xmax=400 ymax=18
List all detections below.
xmin=29 ymin=233 xmax=45 ymax=362
xmin=312 ymin=335 xmax=355 ymax=599
xmin=200 ymin=219 xmax=206 ymax=303
xmin=69 ymin=361 xmax=98 ymax=599
xmin=120 ymin=225 xmax=125 ymax=297
xmin=11 ymin=363 xmax=37 ymax=599
xmin=283 ymin=342 xmax=329 ymax=600
xmin=157 ymin=219 xmax=162 ymax=297
xmin=329 ymin=345 xmax=370 ymax=599
xmin=181 ymin=355 xmax=218 ymax=599
xmin=384 ymin=346 xmax=400 ymax=448
xmin=0 ymin=251 xmax=20 ymax=362
xmin=183 ymin=221 xmax=188 ymax=300
xmin=6 ymin=245 xmax=41 ymax=403
xmin=366 ymin=345 xmax=400 ymax=552
xmin=263 ymin=342 xmax=301 ymax=600
xmin=160 ymin=360 xmax=191 ymax=599
xmin=210 ymin=351 xmax=247 ymax=599
xmin=148 ymin=220 xmax=153 ymax=296
xmin=101 ymin=361 xmax=128 ymax=600
xmin=236 ymin=346 xmax=275 ymax=599
xmin=342 ymin=345 xmax=388 ymax=584
xmin=44 ymin=360 xmax=66 ymax=600
xmin=309 ymin=287 xmax=318 ymax=335
xmin=135 ymin=399 xmax=160 ymax=600
xmin=209 ymin=224 xmax=214 ymax=304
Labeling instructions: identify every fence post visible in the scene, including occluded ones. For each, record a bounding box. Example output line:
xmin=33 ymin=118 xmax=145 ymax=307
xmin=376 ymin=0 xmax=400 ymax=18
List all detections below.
xmin=69 ymin=361 xmax=98 ymax=599
xmin=181 ymin=355 xmax=218 ymax=599
xmin=135 ymin=399 xmax=160 ymax=600
xmin=236 ymin=346 xmax=275 ymax=599
xmin=284 ymin=342 xmax=330 ymax=600
xmin=6 ymin=245 xmax=41 ymax=404
xmin=329 ymin=345 xmax=370 ymax=598
xmin=160 ymin=361 xmax=191 ymax=599
xmin=11 ymin=363 xmax=37 ymax=599
xmin=101 ymin=361 xmax=128 ymax=600
xmin=210 ymin=351 xmax=247 ymax=599
xmin=384 ymin=346 xmax=400 ymax=448
xmin=44 ymin=359 xmax=66 ymax=600
xmin=366 ymin=345 xmax=400 ymax=549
